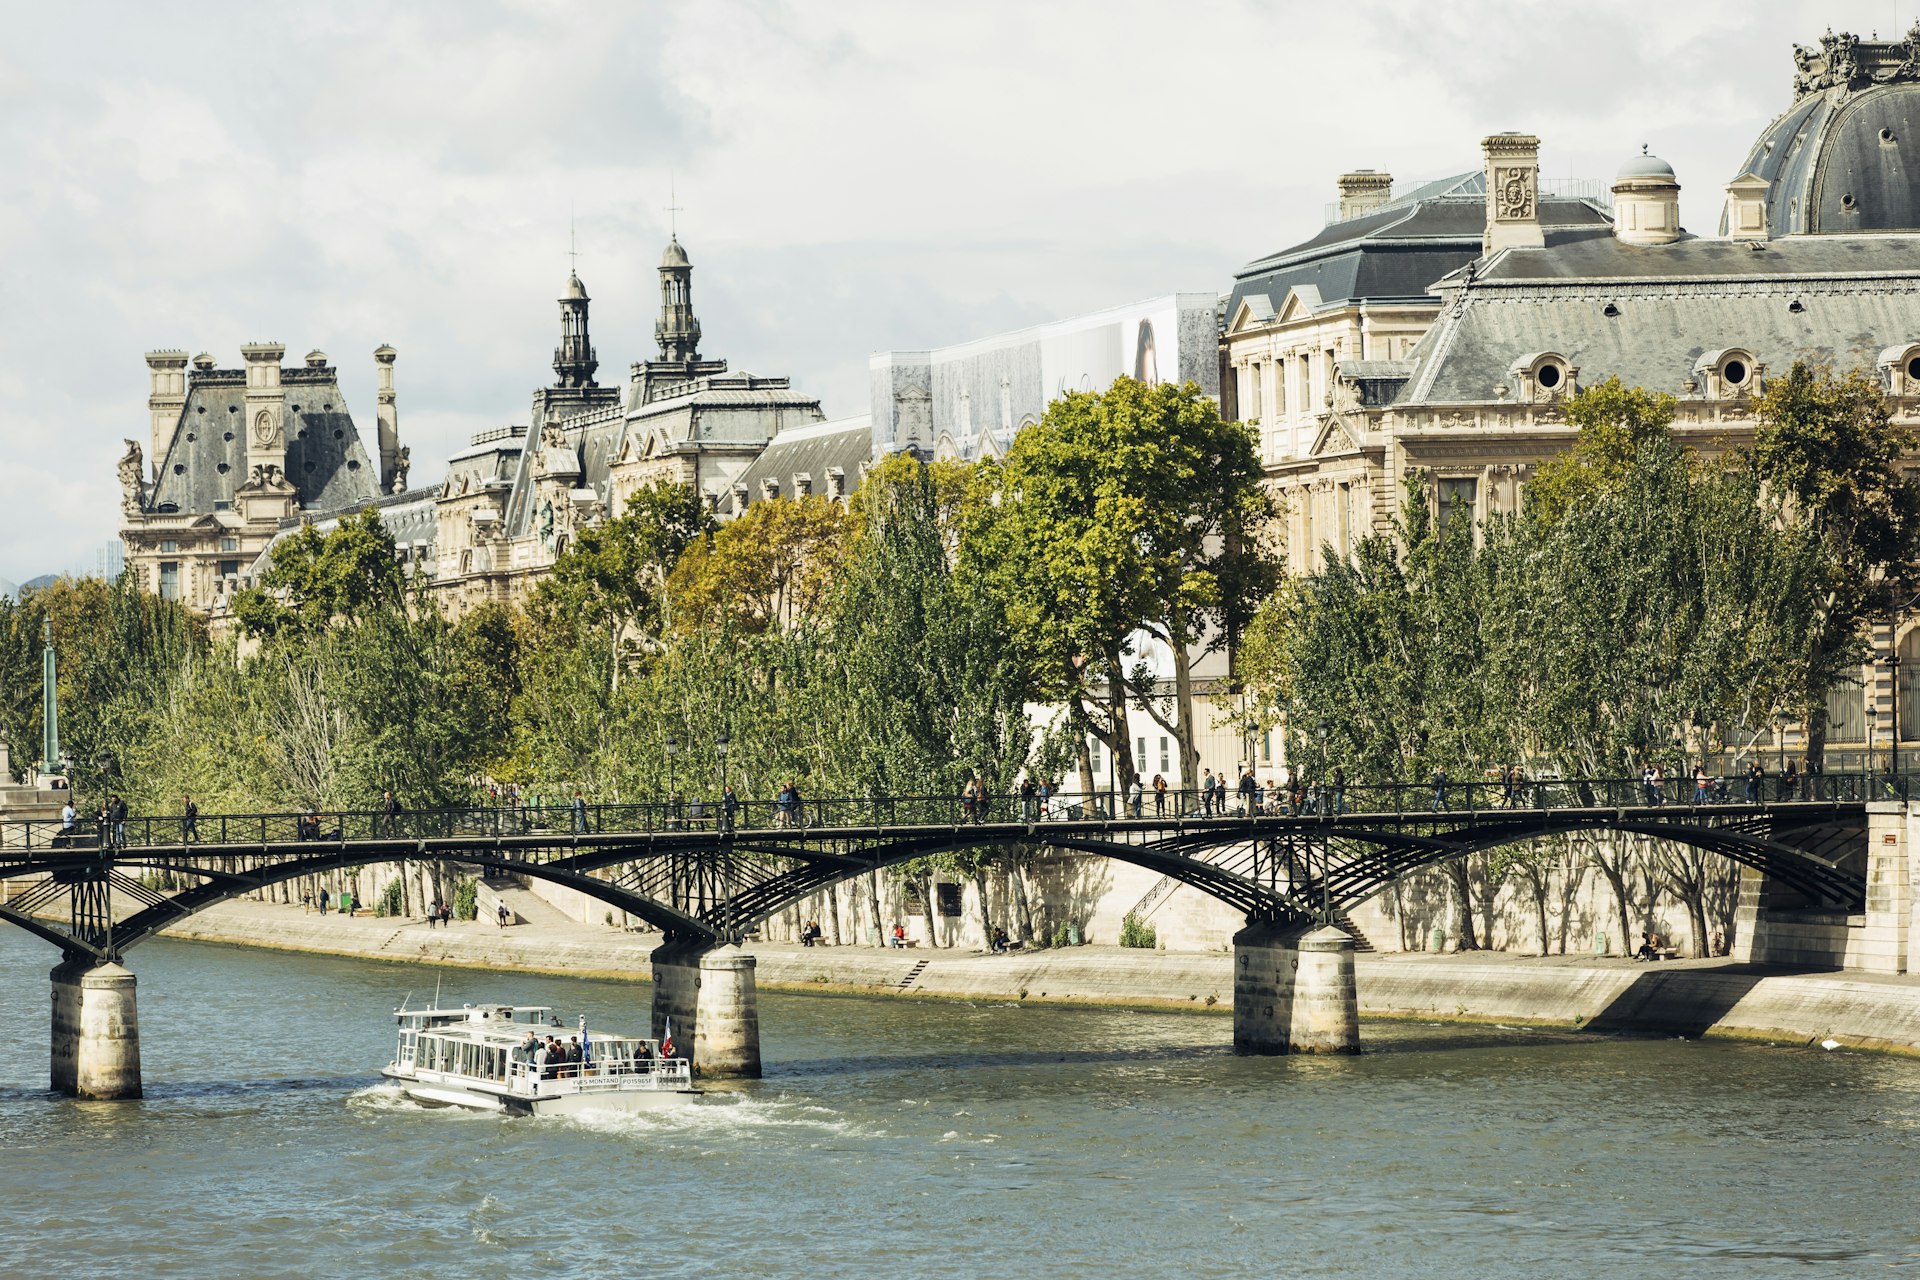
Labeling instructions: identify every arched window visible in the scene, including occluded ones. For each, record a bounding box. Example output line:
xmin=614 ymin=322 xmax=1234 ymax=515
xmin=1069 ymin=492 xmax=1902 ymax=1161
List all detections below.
xmin=1826 ymin=678 xmax=1867 ymax=743
xmin=1899 ymin=630 xmax=1920 ymax=742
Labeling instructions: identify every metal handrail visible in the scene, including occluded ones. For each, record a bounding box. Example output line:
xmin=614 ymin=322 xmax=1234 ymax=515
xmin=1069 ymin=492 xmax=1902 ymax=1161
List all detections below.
xmin=4 ymin=771 xmax=1903 ymax=852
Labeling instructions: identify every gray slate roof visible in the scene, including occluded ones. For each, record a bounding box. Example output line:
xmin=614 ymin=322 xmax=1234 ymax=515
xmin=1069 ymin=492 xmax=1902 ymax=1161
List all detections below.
xmin=149 ymin=366 xmax=380 ymax=514
xmin=1396 ymin=233 xmax=1920 ymax=405
xmin=721 ymin=418 xmax=873 ymax=516
xmin=1227 ymin=174 xmax=1612 ymax=324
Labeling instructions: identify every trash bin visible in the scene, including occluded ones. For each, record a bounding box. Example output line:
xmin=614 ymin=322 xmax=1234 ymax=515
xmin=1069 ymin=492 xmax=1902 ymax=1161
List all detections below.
xmin=1428 ymin=924 xmax=1446 ymax=954
xmin=1067 ymin=924 xmax=1081 ymax=946
xmin=1594 ymin=933 xmax=1610 ymax=956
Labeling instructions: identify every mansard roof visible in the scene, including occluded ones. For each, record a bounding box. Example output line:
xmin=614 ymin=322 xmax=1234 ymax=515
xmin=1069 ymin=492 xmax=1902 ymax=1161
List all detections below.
xmin=146 ymin=364 xmax=380 ymax=515
xmin=1227 ymin=173 xmax=1612 ymax=326
xmin=720 ymin=416 xmax=873 ymax=516
xmin=1394 ymin=233 xmax=1920 ymax=406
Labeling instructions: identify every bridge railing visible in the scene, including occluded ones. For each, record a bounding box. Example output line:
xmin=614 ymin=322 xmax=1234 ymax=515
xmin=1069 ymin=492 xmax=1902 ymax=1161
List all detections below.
xmin=2 ymin=770 xmax=1906 ymax=853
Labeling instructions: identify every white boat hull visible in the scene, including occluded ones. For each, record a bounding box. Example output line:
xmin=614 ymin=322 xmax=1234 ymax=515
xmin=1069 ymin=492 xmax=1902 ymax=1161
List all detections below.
xmin=383 ymin=1066 xmax=698 ymax=1115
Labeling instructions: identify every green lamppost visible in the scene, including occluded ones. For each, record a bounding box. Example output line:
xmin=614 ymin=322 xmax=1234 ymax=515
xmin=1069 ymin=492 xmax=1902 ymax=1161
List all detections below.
xmin=40 ymin=618 xmax=62 ymax=777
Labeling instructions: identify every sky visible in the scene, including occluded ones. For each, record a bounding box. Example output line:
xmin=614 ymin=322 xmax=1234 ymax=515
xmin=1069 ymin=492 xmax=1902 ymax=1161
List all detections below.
xmin=0 ymin=0 xmax=1905 ymax=587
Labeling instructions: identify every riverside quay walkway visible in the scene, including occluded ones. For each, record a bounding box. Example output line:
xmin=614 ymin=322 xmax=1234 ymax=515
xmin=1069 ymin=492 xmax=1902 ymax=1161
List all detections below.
xmin=0 ymin=776 xmax=1886 ymax=1097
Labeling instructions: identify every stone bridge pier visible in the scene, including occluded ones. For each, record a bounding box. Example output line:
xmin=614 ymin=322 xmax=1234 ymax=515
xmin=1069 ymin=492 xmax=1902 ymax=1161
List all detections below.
xmin=649 ymin=940 xmax=762 ymax=1079
xmin=1735 ymin=800 xmax=1911 ymax=971
xmin=1232 ymin=921 xmax=1360 ymax=1055
xmin=50 ymin=959 xmax=142 ymax=1099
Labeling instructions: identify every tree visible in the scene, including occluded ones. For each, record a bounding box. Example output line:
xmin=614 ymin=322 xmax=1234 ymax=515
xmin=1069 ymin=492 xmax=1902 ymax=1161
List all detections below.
xmin=232 ymin=507 xmax=403 ymax=639
xmin=962 ymin=378 xmax=1273 ymax=800
xmin=1526 ymin=378 xmax=1680 ymax=523
xmin=537 ymin=481 xmax=713 ymax=656
xmin=1752 ymin=362 xmax=1920 ymax=759
xmin=669 ymin=495 xmax=848 ymax=634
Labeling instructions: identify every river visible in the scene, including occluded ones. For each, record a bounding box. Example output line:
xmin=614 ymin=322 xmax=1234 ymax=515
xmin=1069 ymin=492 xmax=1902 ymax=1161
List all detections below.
xmin=0 ymin=930 xmax=1915 ymax=1278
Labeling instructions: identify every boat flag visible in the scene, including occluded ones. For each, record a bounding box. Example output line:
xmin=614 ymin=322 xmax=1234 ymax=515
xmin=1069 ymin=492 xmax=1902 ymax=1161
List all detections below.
xmin=661 ymin=1017 xmax=676 ymax=1059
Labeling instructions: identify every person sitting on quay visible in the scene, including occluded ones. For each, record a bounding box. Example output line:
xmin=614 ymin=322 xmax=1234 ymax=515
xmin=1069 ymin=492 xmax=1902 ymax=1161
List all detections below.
xmin=990 ymin=925 xmax=1010 ymax=954
xmin=1635 ymin=931 xmax=1662 ymax=962
xmin=890 ymin=923 xmax=907 ymax=948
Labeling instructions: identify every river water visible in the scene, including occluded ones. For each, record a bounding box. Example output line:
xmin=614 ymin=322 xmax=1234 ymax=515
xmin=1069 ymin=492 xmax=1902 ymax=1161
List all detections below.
xmin=1 ymin=932 xmax=1917 ymax=1278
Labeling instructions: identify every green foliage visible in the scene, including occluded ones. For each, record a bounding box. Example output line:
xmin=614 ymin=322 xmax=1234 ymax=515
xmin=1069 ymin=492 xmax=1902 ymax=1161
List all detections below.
xmin=1118 ymin=911 xmax=1157 ymax=949
xmin=232 ymin=507 xmax=403 ymax=639
xmin=1525 ymin=378 xmax=1680 ymax=522
xmin=1752 ymin=362 xmax=1920 ymax=742
xmin=378 ymin=877 xmax=404 ymax=918
xmin=451 ymin=877 xmax=478 ymax=921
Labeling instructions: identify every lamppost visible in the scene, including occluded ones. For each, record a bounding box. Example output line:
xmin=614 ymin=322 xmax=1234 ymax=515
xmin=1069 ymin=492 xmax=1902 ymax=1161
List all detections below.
xmin=664 ymin=732 xmax=679 ymax=827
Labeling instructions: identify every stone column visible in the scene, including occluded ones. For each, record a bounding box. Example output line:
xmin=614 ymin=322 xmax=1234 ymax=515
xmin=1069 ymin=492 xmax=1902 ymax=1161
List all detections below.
xmin=50 ymin=960 xmax=142 ymax=1099
xmin=1290 ymin=925 xmax=1361 ymax=1053
xmin=1860 ymin=801 xmax=1910 ymax=974
xmin=1232 ymin=922 xmax=1298 ymax=1054
xmin=649 ymin=940 xmax=703 ymax=1056
xmin=694 ymin=947 xmax=762 ymax=1079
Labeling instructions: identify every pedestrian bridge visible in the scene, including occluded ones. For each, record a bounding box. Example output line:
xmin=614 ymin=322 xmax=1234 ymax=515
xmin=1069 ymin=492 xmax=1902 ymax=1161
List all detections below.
xmin=0 ymin=778 xmax=1882 ymax=1097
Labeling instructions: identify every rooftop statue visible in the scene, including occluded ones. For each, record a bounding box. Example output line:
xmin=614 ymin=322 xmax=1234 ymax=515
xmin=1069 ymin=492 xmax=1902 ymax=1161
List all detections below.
xmin=118 ymin=440 xmax=144 ymax=516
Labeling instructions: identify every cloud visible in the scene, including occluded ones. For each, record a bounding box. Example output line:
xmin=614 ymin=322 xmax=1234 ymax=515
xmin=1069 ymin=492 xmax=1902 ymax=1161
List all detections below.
xmin=0 ymin=0 xmax=1885 ymax=580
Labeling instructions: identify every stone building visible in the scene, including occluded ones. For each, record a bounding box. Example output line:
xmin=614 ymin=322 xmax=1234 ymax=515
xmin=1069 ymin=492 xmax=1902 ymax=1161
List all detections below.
xmin=1232 ymin=28 xmax=1920 ymax=763
xmin=119 ymin=345 xmax=404 ymax=613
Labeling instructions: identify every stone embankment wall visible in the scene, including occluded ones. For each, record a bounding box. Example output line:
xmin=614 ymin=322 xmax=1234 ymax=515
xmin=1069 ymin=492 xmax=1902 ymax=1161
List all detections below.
xmin=154 ymin=903 xmax=1920 ymax=1056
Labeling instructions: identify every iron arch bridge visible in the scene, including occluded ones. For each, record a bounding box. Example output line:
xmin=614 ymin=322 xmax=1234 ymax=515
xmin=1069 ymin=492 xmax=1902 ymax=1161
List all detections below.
xmin=0 ymin=783 xmax=1870 ymax=963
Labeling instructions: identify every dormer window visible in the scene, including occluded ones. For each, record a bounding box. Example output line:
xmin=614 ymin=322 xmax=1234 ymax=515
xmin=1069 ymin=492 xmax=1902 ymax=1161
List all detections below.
xmin=1694 ymin=348 xmax=1761 ymax=399
xmin=1877 ymin=342 xmax=1920 ymax=396
xmin=1508 ymin=352 xmax=1576 ymax=403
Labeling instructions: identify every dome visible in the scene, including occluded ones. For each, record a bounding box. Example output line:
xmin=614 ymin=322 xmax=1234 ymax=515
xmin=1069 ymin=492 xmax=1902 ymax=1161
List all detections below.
xmin=660 ymin=236 xmax=690 ymax=268
xmin=1734 ymin=29 xmax=1920 ymax=234
xmin=563 ymin=270 xmax=588 ymax=300
xmin=1615 ymin=148 xmax=1676 ymax=181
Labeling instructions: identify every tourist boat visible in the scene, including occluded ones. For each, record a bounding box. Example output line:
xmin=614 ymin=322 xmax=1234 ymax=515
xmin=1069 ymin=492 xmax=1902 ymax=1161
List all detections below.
xmin=382 ymin=1002 xmax=697 ymax=1115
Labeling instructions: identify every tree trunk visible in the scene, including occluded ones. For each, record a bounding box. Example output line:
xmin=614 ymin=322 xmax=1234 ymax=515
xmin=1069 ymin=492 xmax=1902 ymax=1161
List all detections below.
xmin=1445 ymin=860 xmax=1479 ymax=949
xmin=1069 ymin=696 xmax=1098 ymax=800
xmin=1593 ymin=844 xmax=1635 ymax=955
xmin=826 ymin=882 xmax=843 ymax=946
xmin=866 ymin=871 xmax=884 ymax=947
xmin=972 ymin=867 xmax=992 ymax=949
xmin=1006 ymin=853 xmax=1036 ymax=944
xmin=916 ymin=871 xmax=938 ymax=948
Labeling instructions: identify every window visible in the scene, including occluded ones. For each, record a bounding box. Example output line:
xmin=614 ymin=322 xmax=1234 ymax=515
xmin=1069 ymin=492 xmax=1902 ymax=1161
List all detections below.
xmin=1137 ymin=737 xmax=1146 ymax=770
xmin=1437 ymin=477 xmax=1477 ymax=535
xmin=1339 ymin=482 xmax=1353 ymax=554
xmin=158 ymin=540 xmax=178 ymax=553
xmin=157 ymin=562 xmax=180 ymax=601
xmin=1901 ymin=630 xmax=1920 ymax=743
xmin=936 ymin=882 xmax=963 ymax=918
xmin=1261 ymin=731 xmax=1272 ymax=764
xmin=1159 ymin=737 xmax=1169 ymax=772
xmin=1089 ymin=739 xmax=1102 ymax=774
xmin=1827 ymin=679 xmax=1866 ymax=743
xmin=218 ymin=560 xmax=240 ymax=578
xmin=1246 ymin=364 xmax=1262 ymax=419
xmin=220 ymin=537 xmax=238 ymax=552
xmin=1274 ymin=361 xmax=1287 ymax=415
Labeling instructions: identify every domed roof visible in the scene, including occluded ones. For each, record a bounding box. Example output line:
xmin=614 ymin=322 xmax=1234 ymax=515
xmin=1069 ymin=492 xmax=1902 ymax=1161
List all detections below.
xmin=660 ymin=236 xmax=690 ymax=268
xmin=1734 ymin=30 xmax=1920 ymax=234
xmin=1615 ymin=147 xmax=1676 ymax=181
xmin=563 ymin=270 xmax=588 ymax=300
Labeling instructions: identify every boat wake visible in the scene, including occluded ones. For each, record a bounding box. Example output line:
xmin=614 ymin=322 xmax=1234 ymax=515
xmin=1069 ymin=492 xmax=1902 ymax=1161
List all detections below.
xmin=555 ymin=1090 xmax=887 ymax=1146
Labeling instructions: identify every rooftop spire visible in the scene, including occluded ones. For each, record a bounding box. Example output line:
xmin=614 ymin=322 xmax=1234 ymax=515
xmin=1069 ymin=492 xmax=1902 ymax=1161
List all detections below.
xmin=655 ymin=225 xmax=701 ymax=364
xmin=553 ymin=220 xmax=598 ymax=388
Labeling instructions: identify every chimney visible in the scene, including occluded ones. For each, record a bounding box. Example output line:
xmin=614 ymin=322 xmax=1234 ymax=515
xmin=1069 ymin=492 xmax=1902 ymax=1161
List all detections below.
xmin=240 ymin=341 xmax=288 ymax=484
xmin=1481 ymin=133 xmax=1545 ymax=253
xmin=1723 ymin=173 xmax=1770 ymax=242
xmin=144 ymin=350 xmax=189 ymax=479
xmin=1337 ymin=171 xmax=1393 ymax=220
xmin=374 ymin=345 xmax=400 ymax=490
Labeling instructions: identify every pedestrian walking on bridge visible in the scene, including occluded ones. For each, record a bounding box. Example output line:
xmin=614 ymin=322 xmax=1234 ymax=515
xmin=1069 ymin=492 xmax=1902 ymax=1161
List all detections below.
xmin=1430 ymin=767 xmax=1448 ymax=814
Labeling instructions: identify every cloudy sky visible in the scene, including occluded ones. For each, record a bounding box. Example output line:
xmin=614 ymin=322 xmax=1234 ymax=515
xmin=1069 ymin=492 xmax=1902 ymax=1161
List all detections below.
xmin=0 ymin=0 xmax=1897 ymax=585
